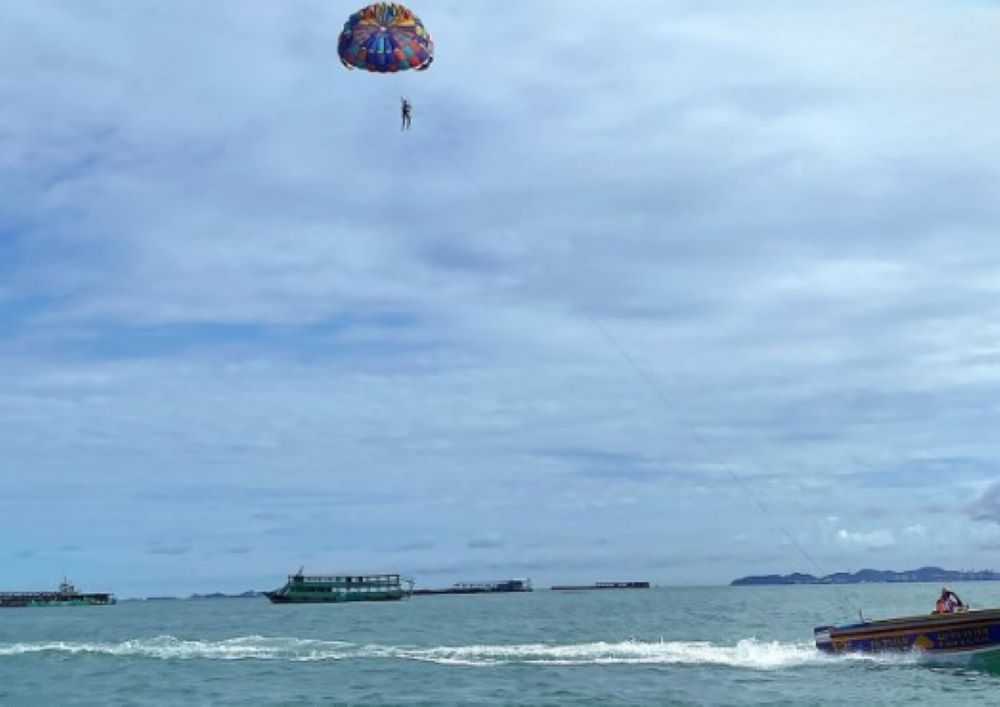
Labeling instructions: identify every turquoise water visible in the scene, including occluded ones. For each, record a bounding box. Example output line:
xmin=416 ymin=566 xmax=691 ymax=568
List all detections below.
xmin=3 ymin=583 xmax=1000 ymax=705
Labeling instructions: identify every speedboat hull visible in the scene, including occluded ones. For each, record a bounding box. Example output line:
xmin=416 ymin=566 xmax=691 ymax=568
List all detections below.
xmin=815 ymin=608 xmax=1000 ymax=655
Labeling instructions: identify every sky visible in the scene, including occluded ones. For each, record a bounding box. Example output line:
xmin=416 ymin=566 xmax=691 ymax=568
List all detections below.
xmin=2 ymin=0 xmax=1000 ymax=598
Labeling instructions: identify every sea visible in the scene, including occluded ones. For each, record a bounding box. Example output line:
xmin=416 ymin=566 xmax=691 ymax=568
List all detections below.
xmin=3 ymin=582 xmax=1000 ymax=705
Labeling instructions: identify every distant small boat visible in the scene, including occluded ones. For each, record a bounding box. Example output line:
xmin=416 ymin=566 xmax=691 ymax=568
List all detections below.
xmin=264 ymin=569 xmax=410 ymax=604
xmin=0 ymin=579 xmax=115 ymax=608
xmin=551 ymin=581 xmax=650 ymax=591
xmin=815 ymin=608 xmax=1000 ymax=656
xmin=412 ymin=579 xmax=532 ymax=595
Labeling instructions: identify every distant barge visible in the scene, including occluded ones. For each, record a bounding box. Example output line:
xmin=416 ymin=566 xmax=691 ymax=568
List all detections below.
xmin=265 ymin=570 xmax=410 ymax=604
xmin=413 ymin=579 xmax=532 ymax=596
xmin=0 ymin=579 xmax=115 ymax=608
xmin=552 ymin=581 xmax=650 ymax=591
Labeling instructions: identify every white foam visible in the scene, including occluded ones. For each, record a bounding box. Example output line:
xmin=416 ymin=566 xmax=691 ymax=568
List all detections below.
xmin=0 ymin=636 xmax=841 ymax=669
xmin=401 ymin=639 xmax=830 ymax=668
xmin=0 ymin=636 xmax=352 ymax=661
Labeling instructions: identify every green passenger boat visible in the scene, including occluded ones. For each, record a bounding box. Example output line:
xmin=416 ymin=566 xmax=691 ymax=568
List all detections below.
xmin=265 ymin=569 xmax=411 ymax=604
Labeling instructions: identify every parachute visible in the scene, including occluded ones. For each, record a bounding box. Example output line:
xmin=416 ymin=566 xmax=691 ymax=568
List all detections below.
xmin=338 ymin=3 xmax=434 ymax=73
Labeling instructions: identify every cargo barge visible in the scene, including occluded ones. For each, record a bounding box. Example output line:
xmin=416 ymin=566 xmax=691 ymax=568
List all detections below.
xmin=551 ymin=581 xmax=650 ymax=591
xmin=0 ymin=579 xmax=115 ymax=608
xmin=265 ymin=570 xmax=411 ymax=604
xmin=412 ymin=579 xmax=532 ymax=595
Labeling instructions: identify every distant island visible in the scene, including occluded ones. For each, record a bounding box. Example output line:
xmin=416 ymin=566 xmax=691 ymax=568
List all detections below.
xmin=121 ymin=591 xmax=264 ymax=602
xmin=731 ymin=566 xmax=1000 ymax=586
xmin=188 ymin=590 xmax=263 ymax=600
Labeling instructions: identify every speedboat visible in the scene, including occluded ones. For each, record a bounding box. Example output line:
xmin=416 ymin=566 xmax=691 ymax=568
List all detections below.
xmin=815 ymin=608 xmax=1000 ymax=656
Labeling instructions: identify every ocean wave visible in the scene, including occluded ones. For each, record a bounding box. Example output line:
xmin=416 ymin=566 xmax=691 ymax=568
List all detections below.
xmin=0 ymin=636 xmax=855 ymax=668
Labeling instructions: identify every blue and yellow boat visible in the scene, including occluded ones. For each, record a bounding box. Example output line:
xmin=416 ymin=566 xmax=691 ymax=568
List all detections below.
xmin=815 ymin=608 xmax=1000 ymax=656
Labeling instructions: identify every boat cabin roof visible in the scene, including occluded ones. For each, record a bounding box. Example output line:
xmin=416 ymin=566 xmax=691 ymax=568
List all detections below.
xmin=289 ymin=573 xmax=401 ymax=582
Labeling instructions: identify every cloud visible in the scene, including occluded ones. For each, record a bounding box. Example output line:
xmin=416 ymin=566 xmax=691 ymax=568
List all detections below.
xmin=219 ymin=546 xmax=253 ymax=556
xmin=467 ymin=534 xmax=505 ymax=551
xmin=147 ymin=545 xmax=192 ymax=556
xmin=903 ymin=524 xmax=926 ymax=538
xmin=836 ymin=529 xmax=896 ymax=549
xmin=969 ymin=482 xmax=1000 ymax=523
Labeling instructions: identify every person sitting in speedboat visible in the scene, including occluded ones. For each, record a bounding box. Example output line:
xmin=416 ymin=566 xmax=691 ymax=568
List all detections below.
xmin=935 ymin=587 xmax=965 ymax=613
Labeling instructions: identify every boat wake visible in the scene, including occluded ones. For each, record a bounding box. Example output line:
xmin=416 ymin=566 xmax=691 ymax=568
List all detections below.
xmin=0 ymin=636 xmax=887 ymax=669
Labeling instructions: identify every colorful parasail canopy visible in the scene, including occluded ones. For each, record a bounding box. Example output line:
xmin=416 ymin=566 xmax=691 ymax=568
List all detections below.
xmin=338 ymin=2 xmax=434 ymax=73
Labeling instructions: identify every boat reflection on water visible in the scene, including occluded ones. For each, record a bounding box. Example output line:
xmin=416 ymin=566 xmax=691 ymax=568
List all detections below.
xmin=815 ymin=608 xmax=1000 ymax=660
